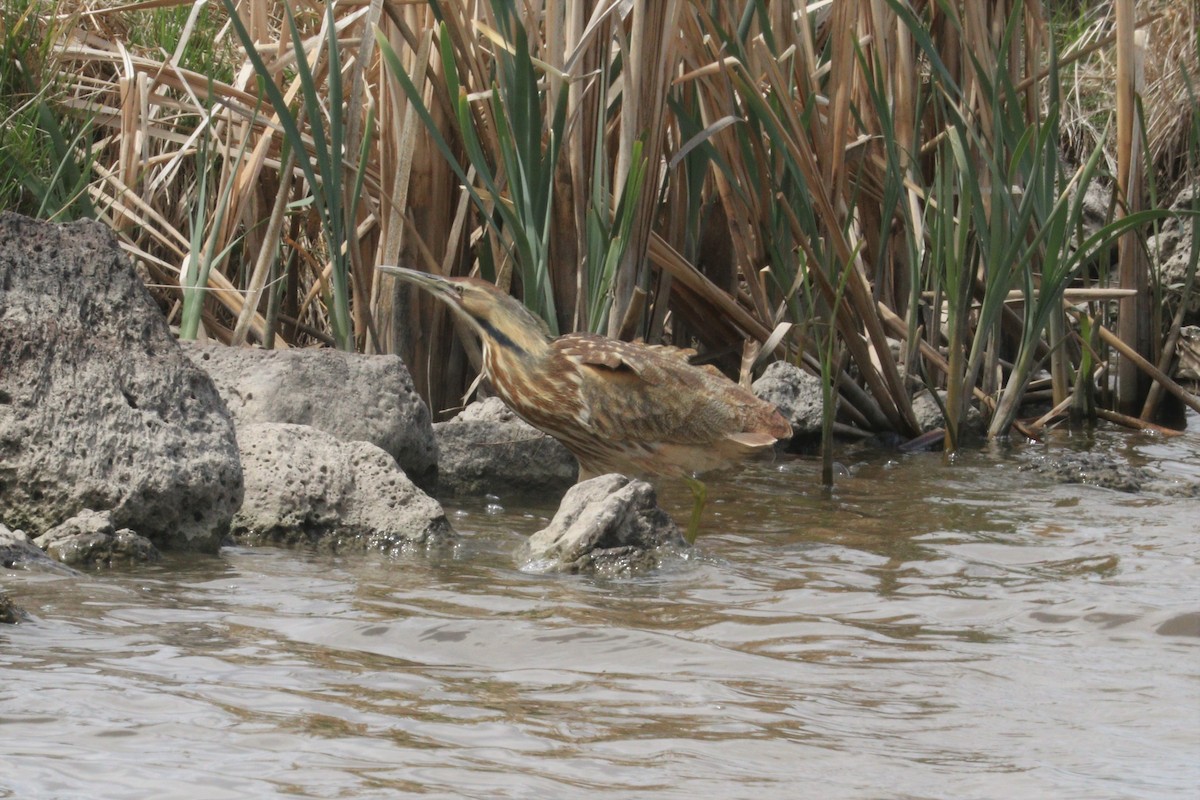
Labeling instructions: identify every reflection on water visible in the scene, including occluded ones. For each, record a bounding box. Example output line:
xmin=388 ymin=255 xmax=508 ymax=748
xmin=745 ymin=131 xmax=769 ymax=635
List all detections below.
xmin=3 ymin=421 xmax=1198 ymax=799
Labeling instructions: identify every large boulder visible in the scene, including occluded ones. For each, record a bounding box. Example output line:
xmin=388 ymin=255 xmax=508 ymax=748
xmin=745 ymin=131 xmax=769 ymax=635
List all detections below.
xmin=751 ymin=361 xmax=823 ymax=444
xmin=0 ymin=213 xmax=242 ymax=551
xmin=519 ymin=473 xmax=685 ymax=574
xmin=182 ymin=343 xmax=437 ymax=491
xmin=231 ymin=423 xmax=452 ymax=552
xmin=434 ymin=397 xmax=577 ymax=498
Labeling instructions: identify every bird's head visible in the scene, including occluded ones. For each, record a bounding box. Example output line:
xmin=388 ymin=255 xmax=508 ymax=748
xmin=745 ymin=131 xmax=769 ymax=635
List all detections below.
xmin=378 ymin=265 xmax=551 ymax=358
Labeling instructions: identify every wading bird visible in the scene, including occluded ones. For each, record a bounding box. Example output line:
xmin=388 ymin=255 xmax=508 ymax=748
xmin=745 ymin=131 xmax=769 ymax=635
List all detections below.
xmin=379 ymin=265 xmax=791 ymax=541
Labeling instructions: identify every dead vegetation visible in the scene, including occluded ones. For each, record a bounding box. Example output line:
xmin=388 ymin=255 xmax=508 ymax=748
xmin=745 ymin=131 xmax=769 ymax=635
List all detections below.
xmin=3 ymin=0 xmax=1197 ymax=456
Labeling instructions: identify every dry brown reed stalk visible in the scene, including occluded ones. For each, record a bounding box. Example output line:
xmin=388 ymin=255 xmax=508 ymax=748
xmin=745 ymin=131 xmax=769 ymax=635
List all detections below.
xmin=48 ymin=1 xmax=299 ymax=344
xmin=47 ymin=1 xmax=389 ymax=350
xmin=1114 ymin=0 xmax=1151 ymax=411
xmin=1095 ymin=407 xmax=1185 ymax=436
xmin=22 ymin=0 xmax=1191 ymax=443
xmin=1059 ymin=0 xmax=1197 ymax=188
xmin=1090 ymin=312 xmax=1200 ymax=415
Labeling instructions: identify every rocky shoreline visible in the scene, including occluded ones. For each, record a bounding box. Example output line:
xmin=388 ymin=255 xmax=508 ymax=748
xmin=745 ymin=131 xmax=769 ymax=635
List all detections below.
xmin=2 ymin=209 xmax=1196 ymax=620
xmin=0 ymin=213 xmax=736 ymax=605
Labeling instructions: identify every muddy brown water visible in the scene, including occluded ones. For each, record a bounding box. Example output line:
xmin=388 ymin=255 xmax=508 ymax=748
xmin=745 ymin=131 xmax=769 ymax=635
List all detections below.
xmin=3 ymin=417 xmax=1198 ymax=799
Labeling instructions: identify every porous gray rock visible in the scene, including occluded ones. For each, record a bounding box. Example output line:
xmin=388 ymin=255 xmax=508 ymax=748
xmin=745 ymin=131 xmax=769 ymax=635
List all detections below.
xmin=751 ymin=361 xmax=823 ymax=442
xmin=0 ymin=213 xmax=242 ymax=551
xmin=181 ymin=343 xmax=437 ymax=491
xmin=519 ymin=473 xmax=685 ymax=574
xmin=1024 ymin=451 xmax=1144 ymax=492
xmin=34 ymin=509 xmax=160 ymax=567
xmin=1022 ymin=451 xmax=1199 ymax=497
xmin=1079 ymin=178 xmax=1113 ymax=243
xmin=231 ymin=423 xmax=452 ymax=552
xmin=1149 ymin=184 xmax=1198 ymax=325
xmin=1 ymin=522 xmax=72 ymax=572
xmin=911 ymin=389 xmax=986 ymax=438
xmin=434 ymin=397 xmax=577 ymax=498
xmin=1176 ymin=326 xmax=1200 ymax=381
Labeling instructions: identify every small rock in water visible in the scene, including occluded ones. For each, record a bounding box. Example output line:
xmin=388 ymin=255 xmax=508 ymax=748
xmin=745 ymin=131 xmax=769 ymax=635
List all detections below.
xmin=1022 ymin=451 xmax=1200 ymax=497
xmin=518 ymin=474 xmax=686 ymax=575
xmin=34 ymin=510 xmax=161 ymax=567
xmin=1024 ymin=451 xmax=1146 ymax=492
xmin=1 ymin=523 xmax=74 ymax=573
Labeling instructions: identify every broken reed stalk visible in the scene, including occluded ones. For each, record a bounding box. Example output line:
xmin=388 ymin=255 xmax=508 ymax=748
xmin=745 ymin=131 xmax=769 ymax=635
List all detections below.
xmin=1087 ymin=311 xmax=1200 ymax=416
xmin=1141 ymin=290 xmax=1191 ymax=420
xmin=1096 ymin=408 xmax=1184 ymax=436
xmin=1029 ymin=396 xmax=1074 ymax=432
xmin=1141 ymin=211 xmax=1199 ymax=420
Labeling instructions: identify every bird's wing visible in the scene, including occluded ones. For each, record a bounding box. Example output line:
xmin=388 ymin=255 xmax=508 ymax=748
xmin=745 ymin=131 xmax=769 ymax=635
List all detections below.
xmin=555 ymin=334 xmax=744 ymax=445
xmin=558 ymin=334 xmax=670 ymax=383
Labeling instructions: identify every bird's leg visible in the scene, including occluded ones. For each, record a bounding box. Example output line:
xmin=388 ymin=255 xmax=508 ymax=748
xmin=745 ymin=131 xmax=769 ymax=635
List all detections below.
xmin=682 ymin=475 xmax=707 ymax=544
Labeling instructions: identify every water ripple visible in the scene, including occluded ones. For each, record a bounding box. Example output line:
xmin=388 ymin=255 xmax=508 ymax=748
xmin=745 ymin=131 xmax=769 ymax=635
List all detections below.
xmin=3 ymin=421 xmax=1198 ymax=799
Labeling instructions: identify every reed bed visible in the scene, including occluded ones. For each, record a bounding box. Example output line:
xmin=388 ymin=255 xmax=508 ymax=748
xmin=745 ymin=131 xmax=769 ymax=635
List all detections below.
xmin=3 ymin=0 xmax=1197 ymax=459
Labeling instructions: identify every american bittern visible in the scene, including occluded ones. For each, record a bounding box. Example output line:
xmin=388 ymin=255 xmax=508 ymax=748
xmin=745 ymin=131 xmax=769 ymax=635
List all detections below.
xmin=379 ymin=266 xmax=792 ymax=541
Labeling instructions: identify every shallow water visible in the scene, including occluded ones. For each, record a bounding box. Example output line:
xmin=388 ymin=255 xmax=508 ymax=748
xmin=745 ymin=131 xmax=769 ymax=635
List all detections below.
xmin=3 ymin=417 xmax=1198 ymax=799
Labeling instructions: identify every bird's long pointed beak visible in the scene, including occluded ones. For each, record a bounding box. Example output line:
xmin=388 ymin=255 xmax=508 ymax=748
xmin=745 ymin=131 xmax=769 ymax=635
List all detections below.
xmin=377 ymin=265 xmax=460 ymax=305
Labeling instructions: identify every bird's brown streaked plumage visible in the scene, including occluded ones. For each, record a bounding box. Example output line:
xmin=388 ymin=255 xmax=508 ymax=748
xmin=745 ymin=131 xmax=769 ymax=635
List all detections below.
xmin=378 ymin=265 xmax=792 ymax=486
